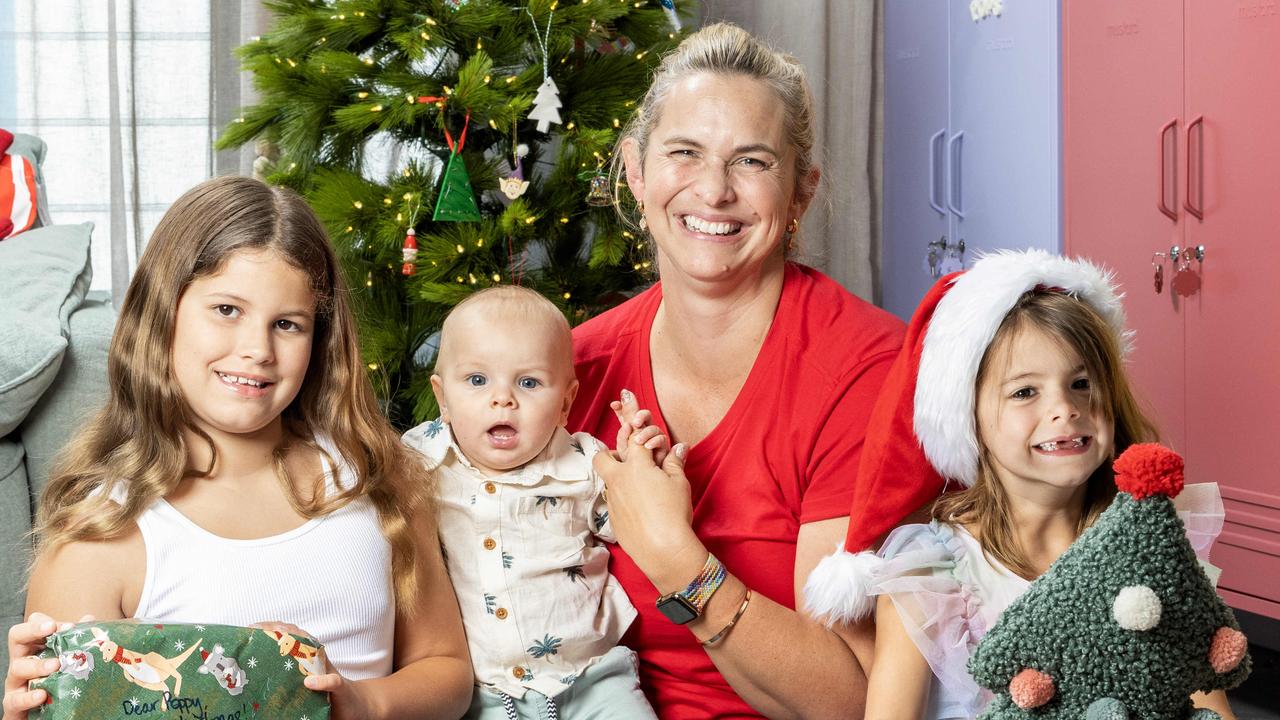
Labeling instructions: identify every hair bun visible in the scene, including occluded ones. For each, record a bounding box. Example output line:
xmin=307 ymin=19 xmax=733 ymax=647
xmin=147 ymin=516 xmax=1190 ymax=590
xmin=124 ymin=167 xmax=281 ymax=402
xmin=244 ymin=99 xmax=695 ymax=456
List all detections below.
xmin=1113 ymin=443 xmax=1185 ymax=499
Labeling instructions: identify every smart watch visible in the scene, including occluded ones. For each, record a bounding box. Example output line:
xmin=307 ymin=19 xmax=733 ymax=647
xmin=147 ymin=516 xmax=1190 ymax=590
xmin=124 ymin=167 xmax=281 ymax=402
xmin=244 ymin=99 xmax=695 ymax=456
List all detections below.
xmin=655 ymin=553 xmax=726 ymax=625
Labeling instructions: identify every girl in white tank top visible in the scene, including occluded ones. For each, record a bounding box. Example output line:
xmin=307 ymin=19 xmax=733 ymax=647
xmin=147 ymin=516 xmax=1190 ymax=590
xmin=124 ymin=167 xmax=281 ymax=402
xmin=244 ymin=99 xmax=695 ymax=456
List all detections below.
xmin=5 ymin=177 xmax=472 ymax=720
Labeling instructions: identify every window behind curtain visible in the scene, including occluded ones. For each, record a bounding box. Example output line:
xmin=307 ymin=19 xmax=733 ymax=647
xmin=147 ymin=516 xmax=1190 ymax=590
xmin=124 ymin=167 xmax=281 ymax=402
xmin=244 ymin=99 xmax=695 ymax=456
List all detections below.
xmin=0 ymin=0 xmax=212 ymax=292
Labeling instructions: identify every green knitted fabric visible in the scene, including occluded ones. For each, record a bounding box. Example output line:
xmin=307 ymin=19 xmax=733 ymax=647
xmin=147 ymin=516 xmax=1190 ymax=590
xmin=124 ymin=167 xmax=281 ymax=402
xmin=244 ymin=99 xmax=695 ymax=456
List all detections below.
xmin=30 ymin=620 xmax=329 ymax=720
xmin=969 ymin=446 xmax=1250 ymax=719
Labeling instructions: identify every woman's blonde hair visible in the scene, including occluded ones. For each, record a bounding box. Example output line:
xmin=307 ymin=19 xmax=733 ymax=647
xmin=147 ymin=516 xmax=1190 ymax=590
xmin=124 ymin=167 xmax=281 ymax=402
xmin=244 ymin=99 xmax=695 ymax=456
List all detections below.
xmin=609 ymin=22 xmax=819 ymax=251
xmin=36 ymin=176 xmax=434 ymax=611
xmin=932 ymin=290 xmax=1158 ymax=579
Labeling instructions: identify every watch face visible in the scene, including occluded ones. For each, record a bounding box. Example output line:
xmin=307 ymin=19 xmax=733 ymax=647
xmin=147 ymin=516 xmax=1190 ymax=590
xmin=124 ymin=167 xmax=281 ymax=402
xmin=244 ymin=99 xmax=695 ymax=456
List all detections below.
xmin=656 ymin=594 xmax=699 ymax=625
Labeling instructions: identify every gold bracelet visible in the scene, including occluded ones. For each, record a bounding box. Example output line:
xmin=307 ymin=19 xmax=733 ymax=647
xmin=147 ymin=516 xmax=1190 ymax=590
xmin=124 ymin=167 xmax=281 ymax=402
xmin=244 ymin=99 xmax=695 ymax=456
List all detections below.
xmin=700 ymin=589 xmax=752 ymax=647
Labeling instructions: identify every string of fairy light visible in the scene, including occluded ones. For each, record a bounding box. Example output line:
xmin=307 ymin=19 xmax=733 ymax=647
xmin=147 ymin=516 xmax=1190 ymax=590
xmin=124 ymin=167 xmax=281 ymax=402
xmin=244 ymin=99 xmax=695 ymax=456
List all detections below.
xmin=236 ymin=0 xmax=676 ymax=299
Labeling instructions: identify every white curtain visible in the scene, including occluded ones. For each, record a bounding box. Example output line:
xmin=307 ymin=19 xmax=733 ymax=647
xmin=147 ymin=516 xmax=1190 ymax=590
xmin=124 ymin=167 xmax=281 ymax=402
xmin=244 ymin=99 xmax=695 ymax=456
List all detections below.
xmin=0 ymin=0 xmax=269 ymax=305
xmin=700 ymin=0 xmax=885 ymax=303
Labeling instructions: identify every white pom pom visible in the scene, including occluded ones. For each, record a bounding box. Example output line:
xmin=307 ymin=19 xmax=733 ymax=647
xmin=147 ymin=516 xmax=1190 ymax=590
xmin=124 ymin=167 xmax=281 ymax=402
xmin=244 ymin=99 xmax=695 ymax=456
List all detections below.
xmin=515 ymin=143 xmax=529 ymax=158
xmin=802 ymin=546 xmax=885 ymax=626
xmin=1112 ymin=585 xmax=1162 ymax=631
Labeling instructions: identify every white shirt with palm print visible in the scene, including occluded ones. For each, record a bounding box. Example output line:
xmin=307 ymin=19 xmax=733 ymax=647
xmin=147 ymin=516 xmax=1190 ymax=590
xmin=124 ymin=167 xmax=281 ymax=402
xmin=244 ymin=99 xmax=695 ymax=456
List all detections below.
xmin=402 ymin=420 xmax=637 ymax=699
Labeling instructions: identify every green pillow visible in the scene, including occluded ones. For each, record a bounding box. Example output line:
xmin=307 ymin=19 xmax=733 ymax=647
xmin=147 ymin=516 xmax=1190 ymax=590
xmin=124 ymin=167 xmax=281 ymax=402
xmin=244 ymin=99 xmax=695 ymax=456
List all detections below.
xmin=0 ymin=223 xmax=93 ymax=436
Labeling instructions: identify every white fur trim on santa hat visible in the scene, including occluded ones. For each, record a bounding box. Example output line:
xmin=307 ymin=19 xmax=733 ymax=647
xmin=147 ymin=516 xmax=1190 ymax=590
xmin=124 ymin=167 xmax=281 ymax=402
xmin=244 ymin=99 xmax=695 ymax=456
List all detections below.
xmin=802 ymin=544 xmax=886 ymax=626
xmin=913 ymin=249 xmax=1130 ymax=487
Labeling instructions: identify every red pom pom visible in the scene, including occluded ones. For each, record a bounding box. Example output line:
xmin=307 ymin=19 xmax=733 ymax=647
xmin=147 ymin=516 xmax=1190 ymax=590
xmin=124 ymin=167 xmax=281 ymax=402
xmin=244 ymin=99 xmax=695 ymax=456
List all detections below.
xmin=1009 ymin=668 xmax=1056 ymax=709
xmin=1112 ymin=443 xmax=1184 ymax=500
xmin=1208 ymin=626 xmax=1248 ymax=673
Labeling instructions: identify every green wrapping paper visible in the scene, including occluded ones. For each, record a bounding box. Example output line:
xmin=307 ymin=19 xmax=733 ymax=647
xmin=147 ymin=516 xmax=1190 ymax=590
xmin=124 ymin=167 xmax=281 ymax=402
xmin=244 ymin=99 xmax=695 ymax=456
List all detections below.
xmin=30 ymin=620 xmax=330 ymax=720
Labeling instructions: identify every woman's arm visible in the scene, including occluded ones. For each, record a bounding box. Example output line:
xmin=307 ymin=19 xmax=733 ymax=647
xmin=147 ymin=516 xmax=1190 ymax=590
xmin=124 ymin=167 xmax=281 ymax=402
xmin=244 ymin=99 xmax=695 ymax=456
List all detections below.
xmin=595 ymin=447 xmax=872 ymax=719
xmin=865 ymin=594 xmax=932 ymax=720
xmin=310 ymin=514 xmax=473 ymax=720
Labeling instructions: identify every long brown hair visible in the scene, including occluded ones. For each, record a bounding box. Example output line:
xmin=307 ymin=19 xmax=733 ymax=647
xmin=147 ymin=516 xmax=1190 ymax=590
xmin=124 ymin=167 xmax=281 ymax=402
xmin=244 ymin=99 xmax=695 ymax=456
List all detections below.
xmin=931 ymin=290 xmax=1158 ymax=578
xmin=36 ymin=176 xmax=433 ymax=611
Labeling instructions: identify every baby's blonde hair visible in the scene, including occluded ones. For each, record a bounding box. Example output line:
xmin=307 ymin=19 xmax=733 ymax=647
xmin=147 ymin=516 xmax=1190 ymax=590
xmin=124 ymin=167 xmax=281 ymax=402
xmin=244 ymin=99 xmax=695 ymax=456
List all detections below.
xmin=36 ymin=176 xmax=434 ymax=612
xmin=436 ymin=285 xmax=573 ymax=375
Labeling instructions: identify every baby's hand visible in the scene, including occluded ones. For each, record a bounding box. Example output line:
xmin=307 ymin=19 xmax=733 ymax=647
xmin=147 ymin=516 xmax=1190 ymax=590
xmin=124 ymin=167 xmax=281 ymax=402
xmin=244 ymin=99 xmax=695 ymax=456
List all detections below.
xmin=610 ymin=389 xmax=671 ymax=466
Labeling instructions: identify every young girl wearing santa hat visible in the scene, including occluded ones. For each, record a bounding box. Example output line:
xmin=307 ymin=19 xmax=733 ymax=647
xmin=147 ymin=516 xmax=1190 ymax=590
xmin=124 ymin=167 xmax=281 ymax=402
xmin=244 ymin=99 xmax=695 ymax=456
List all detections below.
xmin=802 ymin=250 xmax=1235 ymax=719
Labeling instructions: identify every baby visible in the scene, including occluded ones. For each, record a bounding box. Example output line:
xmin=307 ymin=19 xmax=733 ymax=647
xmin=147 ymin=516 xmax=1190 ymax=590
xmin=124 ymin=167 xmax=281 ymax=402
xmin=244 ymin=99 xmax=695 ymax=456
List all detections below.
xmin=403 ymin=286 xmax=657 ymax=719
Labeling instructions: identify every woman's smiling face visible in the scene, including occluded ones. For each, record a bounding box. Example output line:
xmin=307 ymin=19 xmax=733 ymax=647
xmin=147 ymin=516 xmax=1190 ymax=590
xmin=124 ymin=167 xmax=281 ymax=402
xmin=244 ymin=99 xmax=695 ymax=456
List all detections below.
xmin=624 ymin=72 xmax=809 ymax=287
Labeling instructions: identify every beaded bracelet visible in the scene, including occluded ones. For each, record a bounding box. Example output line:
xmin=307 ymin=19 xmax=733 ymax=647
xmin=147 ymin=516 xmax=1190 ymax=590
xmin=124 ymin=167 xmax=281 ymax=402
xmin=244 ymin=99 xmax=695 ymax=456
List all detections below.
xmin=701 ymin=588 xmax=753 ymax=647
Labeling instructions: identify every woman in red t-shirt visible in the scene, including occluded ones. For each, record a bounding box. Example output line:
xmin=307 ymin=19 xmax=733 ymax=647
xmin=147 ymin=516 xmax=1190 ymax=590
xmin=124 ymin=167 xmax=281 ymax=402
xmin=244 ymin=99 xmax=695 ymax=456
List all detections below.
xmin=569 ymin=23 xmax=938 ymax=719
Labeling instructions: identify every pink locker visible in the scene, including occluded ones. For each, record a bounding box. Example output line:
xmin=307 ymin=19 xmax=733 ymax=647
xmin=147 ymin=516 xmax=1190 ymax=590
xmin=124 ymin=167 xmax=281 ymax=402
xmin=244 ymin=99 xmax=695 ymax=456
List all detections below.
xmin=1064 ymin=1 xmax=1280 ymax=618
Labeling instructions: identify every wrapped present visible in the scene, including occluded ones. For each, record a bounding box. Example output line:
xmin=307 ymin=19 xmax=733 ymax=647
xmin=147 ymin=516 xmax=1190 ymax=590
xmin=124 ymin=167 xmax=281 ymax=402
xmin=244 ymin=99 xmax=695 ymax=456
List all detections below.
xmin=30 ymin=620 xmax=330 ymax=720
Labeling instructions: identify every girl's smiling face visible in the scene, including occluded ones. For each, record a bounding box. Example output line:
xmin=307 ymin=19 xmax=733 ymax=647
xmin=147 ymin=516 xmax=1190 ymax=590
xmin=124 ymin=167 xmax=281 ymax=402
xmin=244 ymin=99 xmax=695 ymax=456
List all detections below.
xmin=976 ymin=325 xmax=1114 ymax=499
xmin=171 ymin=249 xmax=315 ymax=442
xmin=623 ymin=72 xmax=811 ymax=287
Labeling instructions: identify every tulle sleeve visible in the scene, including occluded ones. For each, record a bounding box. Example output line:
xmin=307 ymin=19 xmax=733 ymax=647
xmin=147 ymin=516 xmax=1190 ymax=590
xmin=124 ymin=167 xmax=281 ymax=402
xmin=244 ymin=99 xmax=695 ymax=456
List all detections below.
xmin=1176 ymin=482 xmax=1225 ymax=560
xmin=871 ymin=522 xmax=992 ymax=720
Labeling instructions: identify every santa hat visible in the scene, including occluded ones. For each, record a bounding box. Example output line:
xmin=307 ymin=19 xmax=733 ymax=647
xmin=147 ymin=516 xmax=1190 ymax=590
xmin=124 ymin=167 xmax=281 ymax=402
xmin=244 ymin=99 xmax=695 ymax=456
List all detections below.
xmin=803 ymin=249 xmax=1129 ymax=625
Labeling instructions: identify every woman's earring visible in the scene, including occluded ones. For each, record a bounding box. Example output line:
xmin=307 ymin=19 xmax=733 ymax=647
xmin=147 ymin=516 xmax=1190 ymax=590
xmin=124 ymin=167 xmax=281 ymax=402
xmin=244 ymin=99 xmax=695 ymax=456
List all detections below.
xmin=783 ymin=218 xmax=799 ymax=253
xmin=637 ymin=200 xmax=648 ymax=232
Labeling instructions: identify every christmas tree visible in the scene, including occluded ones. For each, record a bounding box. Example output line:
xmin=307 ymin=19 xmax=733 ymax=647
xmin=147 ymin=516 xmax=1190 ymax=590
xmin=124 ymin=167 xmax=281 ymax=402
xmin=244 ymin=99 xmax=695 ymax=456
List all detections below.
xmin=217 ymin=0 xmax=690 ymax=427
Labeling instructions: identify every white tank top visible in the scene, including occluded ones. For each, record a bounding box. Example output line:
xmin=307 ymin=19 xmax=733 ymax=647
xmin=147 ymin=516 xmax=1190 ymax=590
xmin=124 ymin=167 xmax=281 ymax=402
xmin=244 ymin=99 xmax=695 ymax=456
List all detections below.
xmin=128 ymin=437 xmax=395 ymax=680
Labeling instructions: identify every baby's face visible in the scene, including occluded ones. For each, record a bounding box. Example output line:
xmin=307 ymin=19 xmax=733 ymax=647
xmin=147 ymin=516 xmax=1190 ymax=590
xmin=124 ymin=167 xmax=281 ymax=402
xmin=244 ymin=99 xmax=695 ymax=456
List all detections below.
xmin=431 ymin=311 xmax=577 ymax=476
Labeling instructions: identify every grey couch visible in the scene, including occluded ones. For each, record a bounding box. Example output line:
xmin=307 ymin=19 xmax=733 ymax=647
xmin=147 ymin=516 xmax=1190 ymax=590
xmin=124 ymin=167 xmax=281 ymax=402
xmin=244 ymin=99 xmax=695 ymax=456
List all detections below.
xmin=0 ymin=133 xmax=115 ymax=670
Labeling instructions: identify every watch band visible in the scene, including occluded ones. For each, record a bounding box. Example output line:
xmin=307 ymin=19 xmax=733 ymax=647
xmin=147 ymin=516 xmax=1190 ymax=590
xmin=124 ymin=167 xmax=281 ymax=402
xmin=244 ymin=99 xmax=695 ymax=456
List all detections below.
xmin=656 ymin=553 xmax=726 ymax=624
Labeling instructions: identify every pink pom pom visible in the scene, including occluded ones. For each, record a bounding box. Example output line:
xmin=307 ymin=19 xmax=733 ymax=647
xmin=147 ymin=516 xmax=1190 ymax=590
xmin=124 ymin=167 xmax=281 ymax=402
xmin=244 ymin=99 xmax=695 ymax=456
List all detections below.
xmin=1208 ymin=626 xmax=1248 ymax=673
xmin=1112 ymin=443 xmax=1184 ymax=499
xmin=1009 ymin=668 xmax=1056 ymax=709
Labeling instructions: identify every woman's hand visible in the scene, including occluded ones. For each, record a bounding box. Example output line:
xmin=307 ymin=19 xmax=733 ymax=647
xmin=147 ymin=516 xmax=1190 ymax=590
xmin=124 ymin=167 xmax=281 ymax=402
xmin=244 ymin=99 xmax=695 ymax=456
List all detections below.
xmin=593 ymin=396 xmax=704 ymax=590
xmin=250 ymin=622 xmax=374 ymax=720
xmin=4 ymin=613 xmax=93 ymax=720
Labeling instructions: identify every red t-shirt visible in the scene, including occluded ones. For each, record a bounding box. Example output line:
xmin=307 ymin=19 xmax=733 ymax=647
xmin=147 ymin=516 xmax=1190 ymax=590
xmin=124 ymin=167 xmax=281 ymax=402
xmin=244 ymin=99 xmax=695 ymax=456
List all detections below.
xmin=568 ymin=263 xmax=906 ymax=718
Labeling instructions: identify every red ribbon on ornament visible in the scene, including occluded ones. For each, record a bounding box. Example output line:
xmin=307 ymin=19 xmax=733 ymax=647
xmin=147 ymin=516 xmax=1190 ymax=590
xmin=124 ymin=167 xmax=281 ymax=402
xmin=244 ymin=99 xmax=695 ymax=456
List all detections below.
xmin=416 ymin=97 xmax=470 ymax=153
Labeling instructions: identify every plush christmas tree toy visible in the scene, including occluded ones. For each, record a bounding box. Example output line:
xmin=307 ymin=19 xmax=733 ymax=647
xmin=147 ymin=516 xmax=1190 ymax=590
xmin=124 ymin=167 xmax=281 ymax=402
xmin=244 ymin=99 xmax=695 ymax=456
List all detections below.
xmin=969 ymin=443 xmax=1251 ymax=719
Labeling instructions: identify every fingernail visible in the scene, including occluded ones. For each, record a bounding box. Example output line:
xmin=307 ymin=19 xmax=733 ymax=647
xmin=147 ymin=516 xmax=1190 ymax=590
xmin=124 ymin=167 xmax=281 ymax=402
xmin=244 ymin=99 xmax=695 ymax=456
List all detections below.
xmin=674 ymin=443 xmax=687 ymax=459
xmin=621 ymin=389 xmax=634 ymax=402
xmin=45 ymin=658 xmax=61 ymax=671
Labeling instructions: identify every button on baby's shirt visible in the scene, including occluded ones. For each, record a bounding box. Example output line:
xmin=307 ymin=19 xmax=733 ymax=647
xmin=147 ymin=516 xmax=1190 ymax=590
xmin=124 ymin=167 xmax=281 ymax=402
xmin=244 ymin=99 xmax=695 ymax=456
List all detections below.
xmin=484 ymin=481 xmax=497 ymax=494
xmin=483 ymin=537 xmax=497 ymax=551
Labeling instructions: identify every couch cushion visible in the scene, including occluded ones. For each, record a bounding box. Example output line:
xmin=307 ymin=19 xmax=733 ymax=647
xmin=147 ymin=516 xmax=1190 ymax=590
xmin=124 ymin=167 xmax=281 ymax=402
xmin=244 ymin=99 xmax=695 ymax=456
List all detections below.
xmin=3 ymin=132 xmax=52 ymax=229
xmin=22 ymin=294 xmax=116 ymax=499
xmin=0 ymin=438 xmax=33 ymax=672
xmin=0 ymin=223 xmax=93 ymax=436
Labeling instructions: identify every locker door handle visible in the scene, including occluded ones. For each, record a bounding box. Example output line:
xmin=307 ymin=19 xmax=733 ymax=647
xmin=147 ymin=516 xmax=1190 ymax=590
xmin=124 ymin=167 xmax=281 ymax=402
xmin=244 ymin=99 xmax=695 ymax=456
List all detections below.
xmin=1184 ymin=115 xmax=1205 ymax=220
xmin=928 ymin=129 xmax=946 ymax=215
xmin=1158 ymin=118 xmax=1178 ymax=221
xmin=947 ymin=131 xmax=965 ymax=219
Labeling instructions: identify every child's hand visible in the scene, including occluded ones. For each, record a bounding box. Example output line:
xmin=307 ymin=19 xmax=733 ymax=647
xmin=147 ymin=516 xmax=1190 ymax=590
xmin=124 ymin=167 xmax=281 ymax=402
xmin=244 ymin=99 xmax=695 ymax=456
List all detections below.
xmin=249 ymin=622 xmax=372 ymax=720
xmin=4 ymin=612 xmax=94 ymax=719
xmin=610 ymin=389 xmax=671 ymax=466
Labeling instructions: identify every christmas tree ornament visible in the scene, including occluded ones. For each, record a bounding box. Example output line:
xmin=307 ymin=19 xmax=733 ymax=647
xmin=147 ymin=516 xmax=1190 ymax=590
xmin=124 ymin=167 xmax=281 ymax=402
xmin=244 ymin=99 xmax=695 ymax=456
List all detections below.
xmin=499 ymin=136 xmax=531 ymax=200
xmin=401 ymin=228 xmax=419 ymax=275
xmin=445 ymin=0 xmax=469 ymax=8
xmin=524 ymin=6 xmax=562 ymax=133
xmin=659 ymin=0 xmax=682 ymax=32
xmin=586 ymin=173 xmax=612 ymax=206
xmin=431 ymin=110 xmax=483 ymax=222
xmin=577 ymin=154 xmax=613 ymax=207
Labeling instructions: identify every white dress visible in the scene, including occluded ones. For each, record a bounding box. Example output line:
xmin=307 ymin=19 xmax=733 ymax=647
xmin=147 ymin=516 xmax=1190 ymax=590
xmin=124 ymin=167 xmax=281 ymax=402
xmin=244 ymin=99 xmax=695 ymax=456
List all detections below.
xmin=859 ymin=484 xmax=1225 ymax=719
